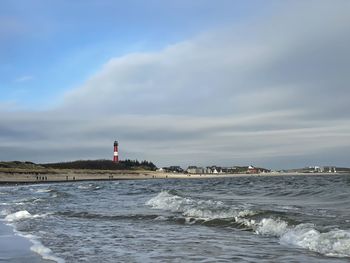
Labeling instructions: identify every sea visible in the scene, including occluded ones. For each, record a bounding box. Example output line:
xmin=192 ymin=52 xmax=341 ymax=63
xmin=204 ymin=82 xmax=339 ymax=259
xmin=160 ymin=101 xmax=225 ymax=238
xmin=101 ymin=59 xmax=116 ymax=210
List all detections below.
xmin=1 ymin=174 xmax=350 ymax=263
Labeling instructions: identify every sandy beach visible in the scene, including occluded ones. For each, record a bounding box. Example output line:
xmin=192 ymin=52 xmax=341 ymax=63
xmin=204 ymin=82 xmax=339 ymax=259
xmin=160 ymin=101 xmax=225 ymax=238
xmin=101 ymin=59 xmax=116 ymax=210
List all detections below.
xmin=0 ymin=168 xmax=342 ymax=184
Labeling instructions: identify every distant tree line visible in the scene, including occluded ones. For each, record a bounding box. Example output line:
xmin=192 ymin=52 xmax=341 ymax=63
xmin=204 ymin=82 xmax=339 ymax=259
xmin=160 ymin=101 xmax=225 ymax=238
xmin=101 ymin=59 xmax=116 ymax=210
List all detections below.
xmin=41 ymin=159 xmax=157 ymax=171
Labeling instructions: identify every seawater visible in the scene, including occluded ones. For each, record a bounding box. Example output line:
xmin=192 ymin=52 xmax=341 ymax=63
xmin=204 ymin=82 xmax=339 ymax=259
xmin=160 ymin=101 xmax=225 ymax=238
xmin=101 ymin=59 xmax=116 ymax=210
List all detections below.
xmin=1 ymin=174 xmax=350 ymax=262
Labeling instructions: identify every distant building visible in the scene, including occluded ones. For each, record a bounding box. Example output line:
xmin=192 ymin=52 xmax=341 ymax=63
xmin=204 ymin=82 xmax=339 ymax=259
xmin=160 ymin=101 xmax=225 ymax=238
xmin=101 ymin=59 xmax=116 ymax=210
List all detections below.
xmin=221 ymin=167 xmax=237 ymax=173
xmin=205 ymin=167 xmax=213 ymax=174
xmin=161 ymin=166 xmax=184 ymax=173
xmin=187 ymin=165 xmax=270 ymax=174
xmin=324 ymin=166 xmax=336 ymax=173
xmin=206 ymin=166 xmax=221 ymax=174
xmin=310 ymin=166 xmax=323 ymax=173
xmin=306 ymin=166 xmax=337 ymax=173
xmin=247 ymin=165 xmax=258 ymax=174
xmin=186 ymin=166 xmax=205 ymax=174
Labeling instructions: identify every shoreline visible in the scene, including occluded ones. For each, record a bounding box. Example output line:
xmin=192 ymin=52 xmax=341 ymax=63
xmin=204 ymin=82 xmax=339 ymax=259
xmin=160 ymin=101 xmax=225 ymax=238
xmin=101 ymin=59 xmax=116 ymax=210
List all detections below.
xmin=0 ymin=221 xmax=49 ymax=263
xmin=0 ymin=169 xmax=346 ymax=184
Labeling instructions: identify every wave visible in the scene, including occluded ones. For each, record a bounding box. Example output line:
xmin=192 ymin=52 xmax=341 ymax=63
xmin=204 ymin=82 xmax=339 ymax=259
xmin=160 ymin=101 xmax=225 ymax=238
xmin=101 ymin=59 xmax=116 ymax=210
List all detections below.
xmin=2 ymin=210 xmax=64 ymax=263
xmin=12 ymin=197 xmax=44 ymax=204
xmin=146 ymin=191 xmax=350 ymax=258
xmin=146 ymin=191 xmax=257 ymax=221
xmin=77 ymin=184 xmax=92 ymax=189
xmin=77 ymin=184 xmax=101 ymax=190
xmin=35 ymin=189 xmax=52 ymax=193
xmin=0 ymin=209 xmax=9 ymax=216
xmin=258 ymin=218 xmax=350 ymax=258
xmin=48 ymin=190 xmax=72 ymax=199
xmin=16 ymin=232 xmax=65 ymax=263
xmin=146 ymin=190 xmax=197 ymax=212
xmin=57 ymin=211 xmax=159 ymax=221
xmin=4 ymin=210 xmax=50 ymax=222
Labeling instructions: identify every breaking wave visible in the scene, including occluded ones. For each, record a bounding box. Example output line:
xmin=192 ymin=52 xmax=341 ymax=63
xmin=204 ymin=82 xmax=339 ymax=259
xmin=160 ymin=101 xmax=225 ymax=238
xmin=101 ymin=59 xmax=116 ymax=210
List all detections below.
xmin=16 ymin=232 xmax=65 ymax=263
xmin=146 ymin=191 xmax=350 ymax=258
xmin=4 ymin=210 xmax=50 ymax=222
xmin=146 ymin=190 xmax=254 ymax=219
xmin=259 ymin=218 xmax=350 ymax=257
xmin=1 ymin=210 xmax=63 ymax=263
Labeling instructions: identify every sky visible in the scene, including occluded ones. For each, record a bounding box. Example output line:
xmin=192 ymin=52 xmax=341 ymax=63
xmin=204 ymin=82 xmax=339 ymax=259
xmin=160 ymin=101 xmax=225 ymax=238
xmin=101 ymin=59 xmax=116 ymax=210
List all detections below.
xmin=1 ymin=0 xmax=350 ymax=169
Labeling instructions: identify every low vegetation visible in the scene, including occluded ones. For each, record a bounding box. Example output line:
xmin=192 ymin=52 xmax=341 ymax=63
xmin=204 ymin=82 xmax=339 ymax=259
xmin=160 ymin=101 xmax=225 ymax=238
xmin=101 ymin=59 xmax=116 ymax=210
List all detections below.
xmin=0 ymin=161 xmax=44 ymax=169
xmin=0 ymin=159 xmax=157 ymax=171
xmin=41 ymin=159 xmax=157 ymax=171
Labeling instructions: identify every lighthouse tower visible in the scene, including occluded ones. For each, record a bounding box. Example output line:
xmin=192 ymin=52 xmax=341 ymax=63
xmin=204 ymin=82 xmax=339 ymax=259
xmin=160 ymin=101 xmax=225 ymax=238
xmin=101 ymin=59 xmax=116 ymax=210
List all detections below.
xmin=113 ymin=141 xmax=119 ymax=163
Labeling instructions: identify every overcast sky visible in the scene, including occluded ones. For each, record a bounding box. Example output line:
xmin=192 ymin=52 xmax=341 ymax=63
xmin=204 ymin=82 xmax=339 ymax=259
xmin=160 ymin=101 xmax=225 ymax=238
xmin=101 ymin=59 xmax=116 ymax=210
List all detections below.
xmin=1 ymin=0 xmax=350 ymax=169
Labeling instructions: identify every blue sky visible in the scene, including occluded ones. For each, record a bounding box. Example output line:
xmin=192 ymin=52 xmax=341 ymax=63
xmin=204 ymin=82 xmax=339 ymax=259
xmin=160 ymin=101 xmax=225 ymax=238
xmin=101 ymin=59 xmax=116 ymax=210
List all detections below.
xmin=1 ymin=0 xmax=269 ymax=109
xmin=1 ymin=1 xmax=350 ymax=169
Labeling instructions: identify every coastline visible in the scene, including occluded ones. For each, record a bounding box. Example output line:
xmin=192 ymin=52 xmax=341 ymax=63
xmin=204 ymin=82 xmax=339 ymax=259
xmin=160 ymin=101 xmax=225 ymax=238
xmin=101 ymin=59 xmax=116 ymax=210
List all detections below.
xmin=0 ymin=168 xmax=345 ymax=184
xmin=0 ymin=221 xmax=49 ymax=263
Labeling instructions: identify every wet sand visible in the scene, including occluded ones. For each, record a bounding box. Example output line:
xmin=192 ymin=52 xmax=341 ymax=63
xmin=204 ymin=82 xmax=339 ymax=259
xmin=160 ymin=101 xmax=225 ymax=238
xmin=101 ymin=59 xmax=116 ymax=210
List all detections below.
xmin=0 ymin=222 xmax=49 ymax=263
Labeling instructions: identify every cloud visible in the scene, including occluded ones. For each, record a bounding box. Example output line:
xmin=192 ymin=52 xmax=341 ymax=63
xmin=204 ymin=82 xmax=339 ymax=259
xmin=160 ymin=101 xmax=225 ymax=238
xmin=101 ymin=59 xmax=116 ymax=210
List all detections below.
xmin=1 ymin=110 xmax=350 ymax=168
xmin=60 ymin=1 xmax=350 ymax=120
xmin=1 ymin=1 xmax=350 ymax=168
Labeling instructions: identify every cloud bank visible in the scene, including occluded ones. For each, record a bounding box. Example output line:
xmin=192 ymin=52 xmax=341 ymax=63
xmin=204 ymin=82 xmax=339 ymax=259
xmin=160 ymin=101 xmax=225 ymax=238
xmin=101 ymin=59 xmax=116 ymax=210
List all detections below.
xmin=1 ymin=1 xmax=350 ymax=169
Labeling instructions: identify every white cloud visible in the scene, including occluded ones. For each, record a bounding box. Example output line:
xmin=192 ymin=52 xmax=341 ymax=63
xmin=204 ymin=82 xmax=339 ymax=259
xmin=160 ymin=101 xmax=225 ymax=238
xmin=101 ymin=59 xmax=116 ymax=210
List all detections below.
xmin=1 ymin=1 xmax=350 ymax=168
xmin=59 ymin=1 xmax=350 ymax=119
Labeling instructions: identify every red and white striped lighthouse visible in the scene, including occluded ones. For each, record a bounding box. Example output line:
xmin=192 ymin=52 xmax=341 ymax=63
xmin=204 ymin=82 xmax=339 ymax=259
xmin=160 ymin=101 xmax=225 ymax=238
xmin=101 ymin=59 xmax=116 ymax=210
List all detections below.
xmin=113 ymin=141 xmax=119 ymax=163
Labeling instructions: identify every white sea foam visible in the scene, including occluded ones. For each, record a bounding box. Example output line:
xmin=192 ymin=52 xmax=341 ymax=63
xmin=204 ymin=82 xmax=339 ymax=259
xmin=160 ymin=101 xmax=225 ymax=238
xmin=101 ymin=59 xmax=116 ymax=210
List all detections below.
xmin=5 ymin=210 xmax=33 ymax=221
xmin=4 ymin=210 xmax=50 ymax=222
xmin=3 ymin=211 xmax=64 ymax=263
xmin=146 ymin=191 xmax=194 ymax=212
xmin=237 ymin=209 xmax=257 ymax=218
xmin=77 ymin=184 xmax=101 ymax=190
xmin=78 ymin=185 xmax=91 ymax=189
xmin=256 ymin=218 xmax=289 ymax=236
xmin=255 ymin=217 xmax=350 ymax=257
xmin=17 ymin=232 xmax=65 ymax=263
xmin=147 ymin=191 xmax=256 ymax=220
xmin=147 ymin=191 xmax=350 ymax=258
xmin=280 ymin=224 xmax=350 ymax=257
xmin=184 ymin=206 xmax=234 ymax=219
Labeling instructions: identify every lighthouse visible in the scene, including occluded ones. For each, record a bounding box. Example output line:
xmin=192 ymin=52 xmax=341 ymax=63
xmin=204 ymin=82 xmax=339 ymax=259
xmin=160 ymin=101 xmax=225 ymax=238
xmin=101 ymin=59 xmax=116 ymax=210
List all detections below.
xmin=113 ymin=141 xmax=119 ymax=163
